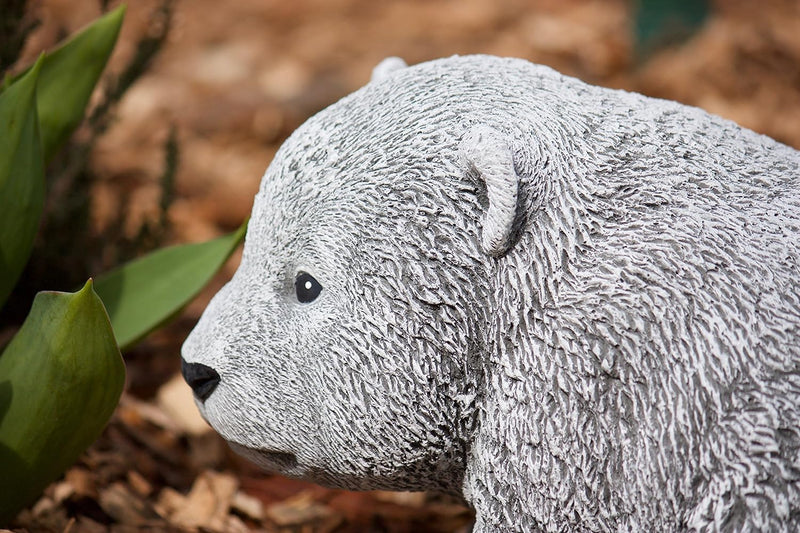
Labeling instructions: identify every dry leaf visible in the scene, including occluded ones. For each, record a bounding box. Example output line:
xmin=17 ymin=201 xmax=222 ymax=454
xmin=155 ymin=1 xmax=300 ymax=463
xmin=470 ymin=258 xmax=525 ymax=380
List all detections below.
xmin=231 ymin=490 xmax=265 ymax=521
xmin=154 ymin=486 xmax=187 ymax=518
xmin=265 ymin=491 xmax=340 ymax=528
xmin=168 ymin=470 xmax=238 ymax=531
xmin=157 ymin=373 xmax=212 ymax=436
xmin=119 ymin=394 xmax=181 ymax=434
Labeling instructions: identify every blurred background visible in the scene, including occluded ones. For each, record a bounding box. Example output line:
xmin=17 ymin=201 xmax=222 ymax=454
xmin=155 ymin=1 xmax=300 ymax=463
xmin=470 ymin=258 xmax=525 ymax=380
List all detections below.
xmin=5 ymin=0 xmax=800 ymax=531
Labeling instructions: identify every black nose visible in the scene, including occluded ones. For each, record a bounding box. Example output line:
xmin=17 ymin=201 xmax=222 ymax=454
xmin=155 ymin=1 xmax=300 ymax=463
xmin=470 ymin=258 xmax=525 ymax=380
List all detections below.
xmin=181 ymin=359 xmax=220 ymax=401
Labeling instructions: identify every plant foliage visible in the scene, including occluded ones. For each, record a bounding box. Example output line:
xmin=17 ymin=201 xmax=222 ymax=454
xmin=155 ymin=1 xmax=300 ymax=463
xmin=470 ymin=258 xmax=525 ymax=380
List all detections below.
xmin=0 ymin=5 xmax=246 ymax=523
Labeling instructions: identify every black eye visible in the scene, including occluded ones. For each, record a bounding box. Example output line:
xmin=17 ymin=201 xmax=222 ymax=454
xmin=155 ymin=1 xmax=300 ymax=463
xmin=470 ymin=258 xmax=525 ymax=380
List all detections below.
xmin=295 ymin=271 xmax=323 ymax=303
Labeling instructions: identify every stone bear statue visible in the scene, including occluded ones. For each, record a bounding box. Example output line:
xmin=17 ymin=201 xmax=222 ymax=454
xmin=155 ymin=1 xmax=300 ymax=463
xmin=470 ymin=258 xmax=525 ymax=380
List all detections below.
xmin=181 ymin=55 xmax=800 ymax=531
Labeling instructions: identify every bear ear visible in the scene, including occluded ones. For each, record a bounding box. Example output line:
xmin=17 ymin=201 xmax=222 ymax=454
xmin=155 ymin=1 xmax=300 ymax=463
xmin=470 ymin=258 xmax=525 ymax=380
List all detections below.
xmin=460 ymin=126 xmax=523 ymax=257
xmin=371 ymin=57 xmax=408 ymax=82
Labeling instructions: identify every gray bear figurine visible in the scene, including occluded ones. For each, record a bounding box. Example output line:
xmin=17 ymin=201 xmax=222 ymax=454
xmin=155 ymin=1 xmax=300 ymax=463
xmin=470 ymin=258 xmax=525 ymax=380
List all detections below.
xmin=182 ymin=55 xmax=800 ymax=531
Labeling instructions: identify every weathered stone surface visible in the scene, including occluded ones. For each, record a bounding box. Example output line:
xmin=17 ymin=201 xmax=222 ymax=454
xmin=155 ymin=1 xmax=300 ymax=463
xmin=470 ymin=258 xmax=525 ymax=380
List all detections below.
xmin=183 ymin=55 xmax=800 ymax=531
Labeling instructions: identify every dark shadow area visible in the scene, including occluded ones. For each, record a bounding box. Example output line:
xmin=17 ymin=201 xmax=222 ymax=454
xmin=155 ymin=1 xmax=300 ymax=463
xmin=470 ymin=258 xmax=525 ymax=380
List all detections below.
xmin=0 ymin=439 xmax=33 ymax=525
xmin=0 ymin=380 xmax=10 ymax=427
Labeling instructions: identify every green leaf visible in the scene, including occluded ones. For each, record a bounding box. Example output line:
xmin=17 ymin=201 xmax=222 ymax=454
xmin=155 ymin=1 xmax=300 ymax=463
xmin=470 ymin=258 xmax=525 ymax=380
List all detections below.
xmin=20 ymin=5 xmax=125 ymax=162
xmin=0 ymin=57 xmax=44 ymax=311
xmin=0 ymin=280 xmax=125 ymax=523
xmin=634 ymin=0 xmax=710 ymax=59
xmin=94 ymin=221 xmax=248 ymax=351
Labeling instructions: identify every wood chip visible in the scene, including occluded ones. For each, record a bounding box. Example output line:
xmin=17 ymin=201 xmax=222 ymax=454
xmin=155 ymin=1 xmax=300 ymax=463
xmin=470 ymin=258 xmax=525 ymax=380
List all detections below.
xmin=72 ymin=517 xmax=108 ymax=533
xmin=154 ymin=487 xmax=187 ymax=518
xmin=127 ymin=470 xmax=153 ymax=498
xmin=223 ymin=514 xmax=252 ymax=533
xmin=51 ymin=480 xmax=75 ymax=504
xmin=231 ymin=490 xmax=265 ymax=521
xmin=119 ymin=394 xmax=181 ymax=434
xmin=265 ymin=491 xmax=339 ymax=528
xmin=61 ymin=517 xmax=76 ymax=533
xmin=114 ymin=409 xmax=184 ymax=467
xmin=168 ymin=470 xmax=238 ymax=531
xmin=66 ymin=467 xmax=97 ymax=499
xmin=157 ymin=373 xmax=212 ymax=436
xmin=98 ymin=482 xmax=161 ymax=526
xmin=373 ymin=490 xmax=427 ymax=508
xmin=29 ymin=495 xmax=57 ymax=516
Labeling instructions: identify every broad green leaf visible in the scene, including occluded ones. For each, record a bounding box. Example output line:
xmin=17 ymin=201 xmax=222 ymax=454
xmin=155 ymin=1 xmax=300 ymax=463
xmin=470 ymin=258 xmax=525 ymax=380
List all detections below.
xmin=0 ymin=280 xmax=125 ymax=523
xmin=94 ymin=221 xmax=248 ymax=351
xmin=634 ymin=0 xmax=709 ymax=59
xmin=0 ymin=57 xmax=44 ymax=310
xmin=26 ymin=5 xmax=125 ymax=162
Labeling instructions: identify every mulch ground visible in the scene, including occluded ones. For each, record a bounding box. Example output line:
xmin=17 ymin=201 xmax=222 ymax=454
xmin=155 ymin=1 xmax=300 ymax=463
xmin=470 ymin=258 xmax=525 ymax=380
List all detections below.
xmin=4 ymin=0 xmax=800 ymax=531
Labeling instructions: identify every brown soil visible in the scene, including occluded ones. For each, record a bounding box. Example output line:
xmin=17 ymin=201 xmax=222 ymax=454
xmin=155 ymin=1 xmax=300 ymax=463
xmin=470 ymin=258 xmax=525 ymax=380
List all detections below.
xmin=7 ymin=0 xmax=800 ymax=531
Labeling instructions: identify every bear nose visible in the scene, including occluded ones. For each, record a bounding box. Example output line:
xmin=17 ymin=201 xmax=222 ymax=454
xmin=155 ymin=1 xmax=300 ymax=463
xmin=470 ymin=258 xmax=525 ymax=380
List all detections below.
xmin=181 ymin=359 xmax=220 ymax=401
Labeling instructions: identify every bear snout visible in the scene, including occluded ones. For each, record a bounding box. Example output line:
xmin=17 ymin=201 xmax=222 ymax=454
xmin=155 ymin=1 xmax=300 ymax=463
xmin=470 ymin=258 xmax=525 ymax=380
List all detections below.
xmin=181 ymin=358 xmax=221 ymax=401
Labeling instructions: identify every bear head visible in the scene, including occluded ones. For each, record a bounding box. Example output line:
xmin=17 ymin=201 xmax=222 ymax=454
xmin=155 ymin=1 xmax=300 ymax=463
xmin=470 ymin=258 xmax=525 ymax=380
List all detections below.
xmin=181 ymin=55 xmax=572 ymax=493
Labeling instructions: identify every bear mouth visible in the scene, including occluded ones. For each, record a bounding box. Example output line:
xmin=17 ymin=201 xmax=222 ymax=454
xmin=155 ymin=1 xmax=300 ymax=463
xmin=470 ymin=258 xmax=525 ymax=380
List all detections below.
xmin=229 ymin=442 xmax=299 ymax=471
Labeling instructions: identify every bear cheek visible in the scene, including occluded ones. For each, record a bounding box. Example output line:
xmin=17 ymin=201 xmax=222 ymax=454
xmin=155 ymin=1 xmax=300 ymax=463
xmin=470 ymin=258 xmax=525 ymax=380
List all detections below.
xmin=312 ymin=347 xmax=446 ymax=468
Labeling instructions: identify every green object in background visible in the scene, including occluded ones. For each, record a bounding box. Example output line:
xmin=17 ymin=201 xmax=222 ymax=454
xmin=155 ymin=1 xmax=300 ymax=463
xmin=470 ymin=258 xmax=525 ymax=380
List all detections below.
xmin=634 ymin=0 xmax=710 ymax=59
xmin=30 ymin=5 xmax=125 ymax=162
xmin=94 ymin=220 xmax=249 ymax=351
xmin=0 ymin=57 xmax=44 ymax=311
xmin=0 ymin=5 xmax=125 ymax=310
xmin=0 ymin=4 xmax=249 ymax=523
xmin=0 ymin=281 xmax=125 ymax=523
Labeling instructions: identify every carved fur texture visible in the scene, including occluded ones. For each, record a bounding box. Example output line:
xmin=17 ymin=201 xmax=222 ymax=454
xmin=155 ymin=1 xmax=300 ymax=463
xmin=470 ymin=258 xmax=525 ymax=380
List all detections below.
xmin=182 ymin=55 xmax=800 ymax=531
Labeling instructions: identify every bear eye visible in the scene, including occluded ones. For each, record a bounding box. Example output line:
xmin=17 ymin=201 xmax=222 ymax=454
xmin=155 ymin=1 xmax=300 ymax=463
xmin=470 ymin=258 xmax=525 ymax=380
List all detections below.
xmin=295 ymin=271 xmax=323 ymax=303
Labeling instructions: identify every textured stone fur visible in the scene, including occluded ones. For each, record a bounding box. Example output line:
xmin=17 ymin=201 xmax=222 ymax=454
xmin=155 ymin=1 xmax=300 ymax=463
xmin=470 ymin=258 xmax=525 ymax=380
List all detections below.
xmin=182 ymin=55 xmax=800 ymax=531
